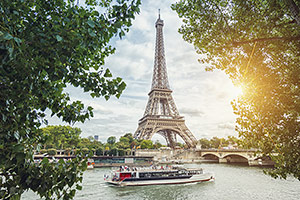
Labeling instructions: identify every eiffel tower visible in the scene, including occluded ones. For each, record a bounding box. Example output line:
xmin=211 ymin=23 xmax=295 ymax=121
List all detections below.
xmin=134 ymin=13 xmax=197 ymax=148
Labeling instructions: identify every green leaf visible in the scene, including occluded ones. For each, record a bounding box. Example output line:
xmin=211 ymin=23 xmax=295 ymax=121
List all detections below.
xmin=76 ymin=185 xmax=82 ymax=190
xmin=104 ymin=69 xmax=112 ymax=77
xmin=87 ymin=20 xmax=95 ymax=28
xmin=56 ymin=35 xmax=63 ymax=41
xmin=3 ymin=32 xmax=13 ymax=40
xmin=16 ymin=153 xmax=25 ymax=163
xmin=119 ymin=82 xmax=126 ymax=91
xmin=13 ymin=10 xmax=19 ymax=15
xmin=116 ymin=77 xmax=122 ymax=82
xmin=13 ymin=37 xmax=22 ymax=44
xmin=88 ymin=28 xmax=96 ymax=37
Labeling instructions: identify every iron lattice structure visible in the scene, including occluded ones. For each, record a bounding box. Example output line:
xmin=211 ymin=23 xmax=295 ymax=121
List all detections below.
xmin=134 ymin=15 xmax=197 ymax=148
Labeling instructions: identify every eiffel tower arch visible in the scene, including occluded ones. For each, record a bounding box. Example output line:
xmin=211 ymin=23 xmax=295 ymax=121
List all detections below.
xmin=134 ymin=13 xmax=197 ymax=149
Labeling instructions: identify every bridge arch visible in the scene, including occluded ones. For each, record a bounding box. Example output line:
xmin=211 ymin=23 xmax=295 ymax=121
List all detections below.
xmin=222 ymin=154 xmax=248 ymax=163
xmin=201 ymin=153 xmax=219 ymax=161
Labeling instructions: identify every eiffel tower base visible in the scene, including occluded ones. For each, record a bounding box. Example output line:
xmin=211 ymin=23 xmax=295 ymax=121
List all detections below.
xmin=134 ymin=116 xmax=197 ymax=149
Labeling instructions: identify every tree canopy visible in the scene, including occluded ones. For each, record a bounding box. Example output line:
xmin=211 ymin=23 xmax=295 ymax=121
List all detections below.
xmin=40 ymin=125 xmax=81 ymax=149
xmin=0 ymin=0 xmax=140 ymax=199
xmin=107 ymin=136 xmax=116 ymax=145
xmin=172 ymin=0 xmax=300 ymax=180
xmin=199 ymin=136 xmax=242 ymax=149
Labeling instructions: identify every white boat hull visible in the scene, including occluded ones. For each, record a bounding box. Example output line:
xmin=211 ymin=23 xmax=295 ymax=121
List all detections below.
xmin=87 ymin=165 xmax=94 ymax=170
xmin=105 ymin=172 xmax=214 ymax=186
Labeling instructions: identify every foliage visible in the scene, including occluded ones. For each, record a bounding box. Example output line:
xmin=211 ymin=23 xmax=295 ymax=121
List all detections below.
xmin=107 ymin=133 xmax=137 ymax=156
xmin=64 ymin=148 xmax=72 ymax=156
xmin=153 ymin=140 xmax=163 ymax=149
xmin=109 ymin=147 xmax=118 ymax=156
xmin=40 ymin=149 xmax=48 ymax=155
xmin=199 ymin=136 xmax=242 ymax=149
xmin=10 ymin=154 xmax=86 ymax=200
xmin=47 ymin=148 xmax=57 ymax=156
xmin=107 ymin=136 xmax=116 ymax=145
xmin=172 ymin=0 xmax=300 ymax=180
xmin=140 ymin=140 xmax=154 ymax=149
xmin=40 ymin=125 xmax=81 ymax=149
xmin=81 ymin=148 xmax=89 ymax=155
xmin=0 ymin=0 xmax=141 ymax=199
xmin=199 ymin=138 xmax=212 ymax=149
xmin=95 ymin=148 xmax=103 ymax=156
xmin=117 ymin=149 xmax=126 ymax=156
xmin=39 ymin=125 xmax=104 ymax=155
xmin=38 ymin=130 xmax=165 ymax=157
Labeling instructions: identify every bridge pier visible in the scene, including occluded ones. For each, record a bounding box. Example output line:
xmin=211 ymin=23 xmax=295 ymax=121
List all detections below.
xmin=248 ymin=159 xmax=261 ymax=166
xmin=219 ymin=158 xmax=228 ymax=163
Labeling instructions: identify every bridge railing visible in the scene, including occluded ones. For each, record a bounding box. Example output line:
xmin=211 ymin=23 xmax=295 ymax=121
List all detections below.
xmin=199 ymin=148 xmax=258 ymax=152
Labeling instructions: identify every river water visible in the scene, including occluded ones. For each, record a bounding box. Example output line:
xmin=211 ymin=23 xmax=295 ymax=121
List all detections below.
xmin=22 ymin=163 xmax=300 ymax=200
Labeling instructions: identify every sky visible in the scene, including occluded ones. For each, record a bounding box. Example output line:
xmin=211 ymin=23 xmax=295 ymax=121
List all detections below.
xmin=47 ymin=0 xmax=241 ymax=143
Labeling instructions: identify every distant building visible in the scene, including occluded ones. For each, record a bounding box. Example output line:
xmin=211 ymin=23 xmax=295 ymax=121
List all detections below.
xmin=94 ymin=135 xmax=99 ymax=141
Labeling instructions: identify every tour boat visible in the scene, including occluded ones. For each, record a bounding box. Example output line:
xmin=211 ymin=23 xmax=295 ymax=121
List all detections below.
xmin=87 ymin=159 xmax=95 ymax=170
xmin=104 ymin=166 xmax=214 ymax=186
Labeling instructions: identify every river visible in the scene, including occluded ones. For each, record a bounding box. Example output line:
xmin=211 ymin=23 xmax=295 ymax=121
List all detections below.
xmin=22 ymin=163 xmax=300 ymax=200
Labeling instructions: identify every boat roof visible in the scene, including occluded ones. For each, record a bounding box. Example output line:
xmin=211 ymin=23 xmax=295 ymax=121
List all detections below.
xmin=112 ymin=169 xmax=179 ymax=173
xmin=111 ymin=167 xmax=203 ymax=174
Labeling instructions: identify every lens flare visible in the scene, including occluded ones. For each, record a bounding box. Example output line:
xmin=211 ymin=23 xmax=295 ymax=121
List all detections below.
xmin=230 ymin=84 xmax=244 ymax=99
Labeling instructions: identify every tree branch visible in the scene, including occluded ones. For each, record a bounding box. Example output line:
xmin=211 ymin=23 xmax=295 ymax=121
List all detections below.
xmin=231 ymin=36 xmax=300 ymax=46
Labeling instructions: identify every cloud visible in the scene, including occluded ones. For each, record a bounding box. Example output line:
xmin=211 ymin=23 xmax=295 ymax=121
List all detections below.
xmin=180 ymin=107 xmax=205 ymax=117
xmin=218 ymin=122 xmax=236 ymax=130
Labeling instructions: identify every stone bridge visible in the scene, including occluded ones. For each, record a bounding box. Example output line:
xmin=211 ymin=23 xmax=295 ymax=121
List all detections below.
xmin=199 ymin=149 xmax=274 ymax=166
xmin=135 ymin=148 xmax=274 ymax=166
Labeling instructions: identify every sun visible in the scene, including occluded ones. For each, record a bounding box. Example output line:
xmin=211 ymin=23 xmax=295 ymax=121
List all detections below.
xmin=229 ymin=84 xmax=245 ymax=99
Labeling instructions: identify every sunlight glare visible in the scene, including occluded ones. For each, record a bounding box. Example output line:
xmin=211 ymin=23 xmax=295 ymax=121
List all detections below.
xmin=229 ymin=84 xmax=244 ymax=99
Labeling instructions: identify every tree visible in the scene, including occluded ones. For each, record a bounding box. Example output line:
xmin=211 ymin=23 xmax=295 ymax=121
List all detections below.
xmin=0 ymin=0 xmax=141 ymax=199
xmin=109 ymin=147 xmax=118 ymax=156
xmin=87 ymin=136 xmax=95 ymax=142
xmin=140 ymin=140 xmax=154 ymax=149
xmin=227 ymin=136 xmax=242 ymax=148
xmin=95 ymin=148 xmax=103 ymax=156
xmin=107 ymin=136 xmax=116 ymax=145
xmin=40 ymin=125 xmax=81 ymax=149
xmin=123 ymin=133 xmax=134 ymax=143
xmin=199 ymin=138 xmax=211 ymax=149
xmin=172 ymin=0 xmax=300 ymax=180
xmin=210 ymin=137 xmax=222 ymax=149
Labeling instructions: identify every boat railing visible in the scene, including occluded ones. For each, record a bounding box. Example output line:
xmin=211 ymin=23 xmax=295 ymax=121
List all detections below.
xmin=111 ymin=166 xmax=180 ymax=173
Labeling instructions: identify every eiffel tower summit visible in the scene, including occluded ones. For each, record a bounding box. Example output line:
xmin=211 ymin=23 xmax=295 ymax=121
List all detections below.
xmin=134 ymin=12 xmax=198 ymax=149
